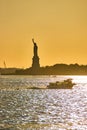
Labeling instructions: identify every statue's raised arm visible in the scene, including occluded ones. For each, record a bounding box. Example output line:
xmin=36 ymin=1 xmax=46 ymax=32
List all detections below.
xmin=32 ymin=38 xmax=35 ymax=44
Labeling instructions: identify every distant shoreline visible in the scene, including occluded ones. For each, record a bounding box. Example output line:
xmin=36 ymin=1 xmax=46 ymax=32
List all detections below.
xmin=1 ymin=63 xmax=87 ymax=75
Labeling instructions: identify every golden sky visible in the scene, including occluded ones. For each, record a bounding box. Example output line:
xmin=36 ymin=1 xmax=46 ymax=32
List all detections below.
xmin=0 ymin=0 xmax=87 ymax=68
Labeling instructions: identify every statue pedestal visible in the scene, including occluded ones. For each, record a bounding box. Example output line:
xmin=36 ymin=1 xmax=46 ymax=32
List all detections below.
xmin=32 ymin=56 xmax=40 ymax=69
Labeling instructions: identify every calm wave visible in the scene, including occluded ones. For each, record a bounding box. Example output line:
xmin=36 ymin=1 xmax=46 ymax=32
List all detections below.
xmin=0 ymin=75 xmax=87 ymax=129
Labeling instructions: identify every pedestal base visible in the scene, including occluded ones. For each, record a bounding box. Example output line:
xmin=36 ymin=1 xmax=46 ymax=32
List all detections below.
xmin=32 ymin=56 xmax=40 ymax=69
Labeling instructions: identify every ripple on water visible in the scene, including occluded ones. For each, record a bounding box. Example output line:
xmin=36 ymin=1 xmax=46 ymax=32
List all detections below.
xmin=0 ymin=76 xmax=87 ymax=129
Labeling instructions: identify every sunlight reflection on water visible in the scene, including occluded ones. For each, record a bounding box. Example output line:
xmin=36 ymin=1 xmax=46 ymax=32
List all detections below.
xmin=0 ymin=75 xmax=87 ymax=129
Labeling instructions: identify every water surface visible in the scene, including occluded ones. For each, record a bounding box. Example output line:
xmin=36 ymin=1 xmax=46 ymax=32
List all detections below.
xmin=0 ymin=75 xmax=87 ymax=129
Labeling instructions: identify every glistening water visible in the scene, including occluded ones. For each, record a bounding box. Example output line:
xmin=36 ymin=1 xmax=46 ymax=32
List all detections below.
xmin=0 ymin=75 xmax=87 ymax=130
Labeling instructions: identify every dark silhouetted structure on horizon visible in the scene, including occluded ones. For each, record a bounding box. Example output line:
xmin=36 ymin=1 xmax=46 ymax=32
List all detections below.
xmin=31 ymin=39 xmax=40 ymax=71
xmin=2 ymin=39 xmax=87 ymax=75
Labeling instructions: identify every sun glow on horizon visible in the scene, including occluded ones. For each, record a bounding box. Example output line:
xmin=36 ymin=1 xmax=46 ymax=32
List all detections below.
xmin=0 ymin=0 xmax=87 ymax=68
